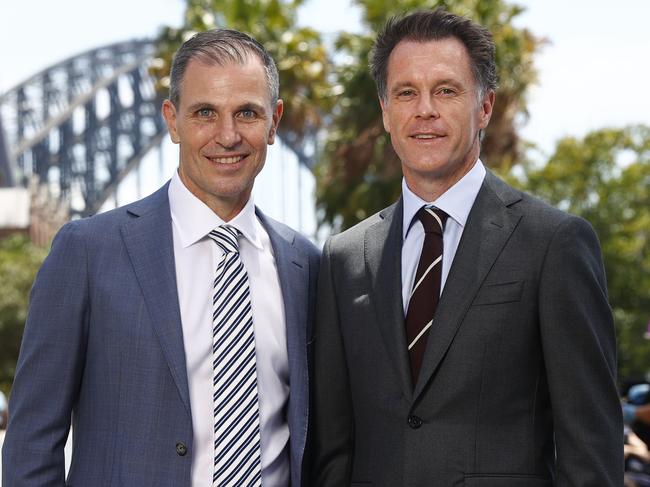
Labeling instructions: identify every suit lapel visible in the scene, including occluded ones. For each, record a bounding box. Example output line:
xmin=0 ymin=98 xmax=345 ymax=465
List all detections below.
xmin=365 ymin=199 xmax=413 ymax=400
xmin=413 ymin=173 xmax=523 ymax=399
xmin=256 ymin=209 xmax=309 ymax=477
xmin=120 ymin=184 xmax=191 ymax=415
xmin=257 ymin=210 xmax=308 ymax=382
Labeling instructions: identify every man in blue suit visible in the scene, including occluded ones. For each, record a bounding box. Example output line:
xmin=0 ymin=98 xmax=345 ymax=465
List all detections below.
xmin=2 ymin=29 xmax=320 ymax=487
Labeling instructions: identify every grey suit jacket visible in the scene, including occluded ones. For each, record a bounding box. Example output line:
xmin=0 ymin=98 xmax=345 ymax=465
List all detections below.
xmin=312 ymin=171 xmax=622 ymax=486
xmin=2 ymin=182 xmax=320 ymax=487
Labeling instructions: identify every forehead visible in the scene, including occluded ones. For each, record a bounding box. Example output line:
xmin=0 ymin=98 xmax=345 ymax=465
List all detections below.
xmin=178 ymin=57 xmax=269 ymax=107
xmin=386 ymin=37 xmax=475 ymax=87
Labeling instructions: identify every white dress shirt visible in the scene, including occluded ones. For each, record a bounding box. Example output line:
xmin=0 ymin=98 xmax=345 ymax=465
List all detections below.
xmin=401 ymin=160 xmax=486 ymax=313
xmin=168 ymin=171 xmax=290 ymax=487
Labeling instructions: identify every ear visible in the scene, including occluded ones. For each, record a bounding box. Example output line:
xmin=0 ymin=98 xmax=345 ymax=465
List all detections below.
xmin=478 ymin=90 xmax=495 ymax=129
xmin=162 ymin=99 xmax=180 ymax=144
xmin=380 ymin=97 xmax=391 ymax=133
xmin=267 ymin=99 xmax=284 ymax=145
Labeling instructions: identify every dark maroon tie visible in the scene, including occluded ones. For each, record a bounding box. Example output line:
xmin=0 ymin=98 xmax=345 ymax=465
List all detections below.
xmin=405 ymin=206 xmax=448 ymax=383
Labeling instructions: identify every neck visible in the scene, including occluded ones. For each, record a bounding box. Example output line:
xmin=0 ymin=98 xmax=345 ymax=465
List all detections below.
xmin=177 ymin=169 xmax=251 ymax=222
xmin=405 ymin=149 xmax=480 ymax=202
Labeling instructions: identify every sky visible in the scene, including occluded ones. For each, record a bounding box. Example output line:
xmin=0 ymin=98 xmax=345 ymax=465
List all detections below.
xmin=1 ymin=0 xmax=649 ymax=228
xmin=511 ymin=0 xmax=650 ymax=158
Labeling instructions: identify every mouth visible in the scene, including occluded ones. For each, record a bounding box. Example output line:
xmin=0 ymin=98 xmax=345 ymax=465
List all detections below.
xmin=204 ymin=154 xmax=246 ymax=164
xmin=410 ymin=134 xmax=445 ymax=140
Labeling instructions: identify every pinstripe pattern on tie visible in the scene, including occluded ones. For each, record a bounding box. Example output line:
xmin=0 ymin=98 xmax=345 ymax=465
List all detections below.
xmin=209 ymin=225 xmax=262 ymax=487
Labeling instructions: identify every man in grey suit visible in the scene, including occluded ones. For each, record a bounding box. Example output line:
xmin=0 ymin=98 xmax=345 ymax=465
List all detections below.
xmin=3 ymin=29 xmax=319 ymax=486
xmin=312 ymin=9 xmax=622 ymax=486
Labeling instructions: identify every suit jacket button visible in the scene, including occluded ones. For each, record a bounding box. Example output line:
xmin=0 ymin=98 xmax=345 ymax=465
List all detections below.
xmin=408 ymin=415 xmax=423 ymax=429
xmin=176 ymin=442 xmax=188 ymax=456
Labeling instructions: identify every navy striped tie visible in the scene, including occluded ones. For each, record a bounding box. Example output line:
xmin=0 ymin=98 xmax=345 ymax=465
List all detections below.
xmin=208 ymin=225 xmax=262 ymax=487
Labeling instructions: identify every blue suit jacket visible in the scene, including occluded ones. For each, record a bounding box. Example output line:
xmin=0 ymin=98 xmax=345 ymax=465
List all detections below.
xmin=2 ymin=183 xmax=320 ymax=487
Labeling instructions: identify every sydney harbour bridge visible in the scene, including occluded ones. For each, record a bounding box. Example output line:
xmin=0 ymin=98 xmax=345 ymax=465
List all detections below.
xmin=0 ymin=39 xmax=316 ymax=227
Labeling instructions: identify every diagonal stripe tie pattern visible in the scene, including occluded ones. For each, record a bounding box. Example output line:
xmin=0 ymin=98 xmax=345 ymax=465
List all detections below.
xmin=208 ymin=225 xmax=262 ymax=487
xmin=405 ymin=206 xmax=448 ymax=383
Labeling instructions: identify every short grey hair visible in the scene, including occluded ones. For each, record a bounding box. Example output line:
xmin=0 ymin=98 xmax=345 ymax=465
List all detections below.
xmin=370 ymin=9 xmax=497 ymax=102
xmin=169 ymin=28 xmax=279 ymax=107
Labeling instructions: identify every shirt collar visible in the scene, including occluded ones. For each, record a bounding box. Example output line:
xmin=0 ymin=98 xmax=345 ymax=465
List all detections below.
xmin=168 ymin=170 xmax=264 ymax=250
xmin=402 ymin=159 xmax=487 ymax=240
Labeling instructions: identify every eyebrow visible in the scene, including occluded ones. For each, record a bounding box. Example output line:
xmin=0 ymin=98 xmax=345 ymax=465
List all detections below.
xmin=389 ymin=82 xmax=415 ymax=95
xmin=434 ymin=79 xmax=464 ymax=90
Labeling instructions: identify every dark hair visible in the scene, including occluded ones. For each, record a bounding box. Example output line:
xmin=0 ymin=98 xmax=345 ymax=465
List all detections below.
xmin=169 ymin=28 xmax=279 ymax=107
xmin=370 ymin=9 xmax=497 ymax=100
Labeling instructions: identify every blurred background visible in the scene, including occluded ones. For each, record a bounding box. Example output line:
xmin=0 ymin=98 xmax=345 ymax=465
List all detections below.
xmin=1 ymin=0 xmax=649 ymax=474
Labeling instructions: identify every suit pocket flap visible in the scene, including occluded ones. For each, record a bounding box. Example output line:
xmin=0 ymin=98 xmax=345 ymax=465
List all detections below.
xmin=464 ymin=474 xmax=551 ymax=486
xmin=472 ymin=281 xmax=523 ymax=306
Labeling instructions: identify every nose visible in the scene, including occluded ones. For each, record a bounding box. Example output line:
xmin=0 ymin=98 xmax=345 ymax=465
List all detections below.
xmin=416 ymin=94 xmax=439 ymax=119
xmin=212 ymin=117 xmax=242 ymax=148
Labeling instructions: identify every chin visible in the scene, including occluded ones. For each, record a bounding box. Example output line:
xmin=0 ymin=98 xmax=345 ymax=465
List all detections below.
xmin=408 ymin=160 xmax=447 ymax=174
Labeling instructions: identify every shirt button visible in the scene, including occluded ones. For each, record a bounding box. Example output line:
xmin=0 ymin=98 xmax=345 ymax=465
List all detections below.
xmin=407 ymin=415 xmax=423 ymax=429
xmin=176 ymin=442 xmax=188 ymax=456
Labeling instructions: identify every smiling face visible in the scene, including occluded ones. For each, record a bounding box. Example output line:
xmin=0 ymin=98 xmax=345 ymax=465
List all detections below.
xmin=380 ymin=37 xmax=494 ymax=201
xmin=162 ymin=56 xmax=283 ymax=220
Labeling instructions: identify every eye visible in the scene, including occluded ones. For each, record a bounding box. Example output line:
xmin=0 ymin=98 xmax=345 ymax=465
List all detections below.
xmin=397 ymin=89 xmax=415 ymax=98
xmin=437 ymin=87 xmax=456 ymax=96
xmin=238 ymin=109 xmax=257 ymax=119
xmin=197 ymin=107 xmax=214 ymax=117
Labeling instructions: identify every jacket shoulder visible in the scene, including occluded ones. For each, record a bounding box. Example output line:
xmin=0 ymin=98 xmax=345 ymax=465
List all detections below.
xmin=51 ymin=183 xmax=170 ymax=244
xmin=485 ymin=171 xmax=583 ymax=230
xmin=328 ymin=201 xmax=399 ymax=249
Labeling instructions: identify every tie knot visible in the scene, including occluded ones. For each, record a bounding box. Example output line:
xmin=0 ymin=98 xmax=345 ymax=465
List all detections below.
xmin=208 ymin=225 xmax=241 ymax=254
xmin=417 ymin=206 xmax=447 ymax=235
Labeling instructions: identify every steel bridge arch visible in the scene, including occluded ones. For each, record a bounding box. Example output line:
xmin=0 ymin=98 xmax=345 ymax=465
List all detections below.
xmin=0 ymin=39 xmax=166 ymax=216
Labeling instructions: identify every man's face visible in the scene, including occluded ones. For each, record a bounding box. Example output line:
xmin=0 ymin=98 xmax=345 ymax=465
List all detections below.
xmin=380 ymin=37 xmax=494 ymax=200
xmin=162 ymin=56 xmax=282 ymax=220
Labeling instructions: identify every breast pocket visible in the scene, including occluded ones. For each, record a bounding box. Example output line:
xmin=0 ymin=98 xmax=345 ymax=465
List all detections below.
xmin=472 ymin=281 xmax=524 ymax=306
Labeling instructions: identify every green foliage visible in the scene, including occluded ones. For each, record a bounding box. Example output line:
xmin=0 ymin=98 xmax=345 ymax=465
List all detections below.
xmin=0 ymin=235 xmax=46 ymax=395
xmin=316 ymin=0 xmax=542 ymax=230
xmin=510 ymin=125 xmax=650 ymax=379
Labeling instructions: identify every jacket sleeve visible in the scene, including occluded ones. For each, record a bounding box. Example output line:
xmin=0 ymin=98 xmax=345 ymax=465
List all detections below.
xmin=2 ymin=221 xmax=89 ymax=487
xmin=538 ymin=215 xmax=623 ymax=486
xmin=311 ymin=237 xmax=354 ymax=486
